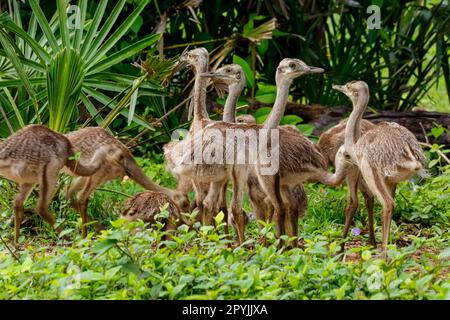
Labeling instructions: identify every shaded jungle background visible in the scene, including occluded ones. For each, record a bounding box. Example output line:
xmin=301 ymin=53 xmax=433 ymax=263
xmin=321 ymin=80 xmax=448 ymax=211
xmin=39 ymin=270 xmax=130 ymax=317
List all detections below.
xmin=0 ymin=0 xmax=449 ymax=156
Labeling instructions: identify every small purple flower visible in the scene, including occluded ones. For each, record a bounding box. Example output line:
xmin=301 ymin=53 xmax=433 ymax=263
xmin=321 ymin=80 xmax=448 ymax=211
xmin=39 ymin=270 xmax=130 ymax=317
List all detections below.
xmin=351 ymin=227 xmax=361 ymax=236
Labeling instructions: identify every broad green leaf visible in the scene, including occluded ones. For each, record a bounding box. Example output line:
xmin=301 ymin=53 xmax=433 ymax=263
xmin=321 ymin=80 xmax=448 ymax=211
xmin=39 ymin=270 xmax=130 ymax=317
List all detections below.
xmin=254 ymin=107 xmax=272 ymax=118
xmin=297 ymin=124 xmax=314 ymax=136
xmin=281 ymin=115 xmax=303 ymax=125
xmin=93 ymin=238 xmax=118 ymax=255
xmin=232 ymin=54 xmax=254 ymax=88
xmin=255 ymin=92 xmax=276 ymax=104
xmin=214 ymin=211 xmax=224 ymax=225
xmin=130 ymin=16 xmax=144 ymax=33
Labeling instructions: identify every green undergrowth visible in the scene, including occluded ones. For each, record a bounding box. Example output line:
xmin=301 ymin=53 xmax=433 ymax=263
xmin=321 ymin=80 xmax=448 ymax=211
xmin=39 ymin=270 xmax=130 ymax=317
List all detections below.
xmin=0 ymin=160 xmax=449 ymax=299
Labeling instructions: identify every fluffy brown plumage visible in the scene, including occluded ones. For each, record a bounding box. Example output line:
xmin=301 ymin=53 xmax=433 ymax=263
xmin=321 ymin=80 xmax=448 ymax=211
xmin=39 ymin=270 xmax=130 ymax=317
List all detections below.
xmin=0 ymin=125 xmax=118 ymax=245
xmin=0 ymin=125 xmax=71 ymax=165
xmin=317 ymin=118 xmax=377 ymax=245
xmin=333 ymin=80 xmax=426 ymax=258
xmin=317 ymin=119 xmax=375 ymax=166
xmin=171 ymin=59 xmax=343 ymax=244
xmin=121 ymin=191 xmax=181 ymax=231
xmin=354 ymin=122 xmax=426 ymax=179
xmin=234 ymin=115 xmax=308 ymax=241
xmin=66 ymin=127 xmax=187 ymax=237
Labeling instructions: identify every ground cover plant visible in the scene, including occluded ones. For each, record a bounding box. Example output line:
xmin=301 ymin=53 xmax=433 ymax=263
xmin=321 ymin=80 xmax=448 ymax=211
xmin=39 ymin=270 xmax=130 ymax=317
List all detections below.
xmin=0 ymin=159 xmax=449 ymax=300
xmin=0 ymin=0 xmax=449 ymax=301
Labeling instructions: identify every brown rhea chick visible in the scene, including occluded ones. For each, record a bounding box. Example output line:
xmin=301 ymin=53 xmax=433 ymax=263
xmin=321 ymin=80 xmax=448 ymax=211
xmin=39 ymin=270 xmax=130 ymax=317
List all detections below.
xmin=317 ymin=119 xmax=377 ymax=246
xmin=121 ymin=191 xmax=182 ymax=232
xmin=238 ymin=115 xmax=308 ymax=242
xmin=333 ymin=80 xmax=426 ymax=258
xmin=66 ymin=127 xmax=188 ymax=238
xmin=164 ymin=63 xmax=247 ymax=229
xmin=317 ymin=119 xmax=375 ymax=167
xmin=0 ymin=125 xmax=119 ymax=246
xmin=164 ymin=140 xmax=208 ymax=217
xmin=162 ymin=48 xmax=211 ymax=224
xmin=195 ymin=64 xmax=247 ymax=233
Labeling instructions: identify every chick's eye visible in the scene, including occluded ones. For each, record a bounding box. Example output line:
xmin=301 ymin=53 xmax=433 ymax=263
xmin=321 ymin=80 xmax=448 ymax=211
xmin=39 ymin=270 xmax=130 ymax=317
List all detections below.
xmin=289 ymin=63 xmax=296 ymax=69
xmin=236 ymin=73 xmax=241 ymax=79
xmin=226 ymin=68 xmax=231 ymax=73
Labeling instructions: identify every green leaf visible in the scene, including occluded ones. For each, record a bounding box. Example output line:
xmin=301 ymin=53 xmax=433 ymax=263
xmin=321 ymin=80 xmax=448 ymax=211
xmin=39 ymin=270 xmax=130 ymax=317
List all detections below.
xmin=214 ymin=211 xmax=224 ymax=225
xmin=79 ymin=271 xmax=103 ymax=281
xmin=121 ymin=262 xmax=141 ymax=275
xmin=232 ymin=55 xmax=254 ymax=88
xmin=28 ymin=0 xmax=59 ymax=53
xmin=86 ymin=0 xmax=150 ymax=68
xmin=93 ymin=238 xmax=118 ymax=256
xmin=47 ymin=48 xmax=86 ymax=132
xmin=281 ymin=115 xmax=303 ymax=125
xmin=2 ymin=88 xmax=25 ymax=128
xmin=0 ymin=13 xmax=50 ymax=63
xmin=361 ymin=250 xmax=372 ymax=261
xmin=297 ymin=124 xmax=315 ymax=136
xmin=57 ymin=0 xmax=70 ymax=48
xmin=255 ymin=92 xmax=276 ymax=104
xmin=100 ymin=74 xmax=146 ymax=128
xmin=73 ymin=0 xmax=87 ymax=50
xmin=130 ymin=16 xmax=144 ymax=33
xmin=105 ymin=266 xmax=122 ymax=280
xmin=254 ymin=107 xmax=272 ymax=118
xmin=428 ymin=159 xmax=438 ymax=168
xmin=83 ymin=86 xmax=156 ymax=130
xmin=83 ymin=0 xmax=127 ymax=63
xmin=0 ymin=29 xmax=40 ymax=121
xmin=80 ymin=0 xmax=108 ymax=57
xmin=128 ymin=78 xmax=139 ymax=126
xmin=87 ymin=33 xmax=160 ymax=74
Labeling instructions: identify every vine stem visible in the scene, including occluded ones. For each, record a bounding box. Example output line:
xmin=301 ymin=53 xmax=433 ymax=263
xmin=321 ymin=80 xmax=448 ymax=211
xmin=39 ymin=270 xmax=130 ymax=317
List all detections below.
xmin=0 ymin=233 xmax=21 ymax=263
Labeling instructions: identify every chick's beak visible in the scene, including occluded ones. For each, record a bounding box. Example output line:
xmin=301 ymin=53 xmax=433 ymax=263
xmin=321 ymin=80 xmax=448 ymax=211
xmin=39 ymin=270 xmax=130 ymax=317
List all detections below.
xmin=332 ymin=84 xmax=346 ymax=93
xmin=200 ymin=71 xmax=229 ymax=79
xmin=307 ymin=66 xmax=325 ymax=74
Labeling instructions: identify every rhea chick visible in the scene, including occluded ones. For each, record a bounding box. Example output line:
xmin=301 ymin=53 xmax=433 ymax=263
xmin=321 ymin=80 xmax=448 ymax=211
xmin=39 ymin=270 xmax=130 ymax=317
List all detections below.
xmin=66 ymin=127 xmax=188 ymax=237
xmin=121 ymin=191 xmax=183 ymax=232
xmin=333 ymin=80 xmax=425 ymax=258
xmin=0 ymin=125 xmax=119 ymax=245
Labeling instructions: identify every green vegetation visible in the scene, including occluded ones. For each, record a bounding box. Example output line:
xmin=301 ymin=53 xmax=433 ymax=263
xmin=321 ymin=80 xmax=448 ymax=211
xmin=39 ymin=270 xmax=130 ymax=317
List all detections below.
xmin=0 ymin=0 xmax=449 ymax=300
xmin=0 ymin=160 xmax=448 ymax=299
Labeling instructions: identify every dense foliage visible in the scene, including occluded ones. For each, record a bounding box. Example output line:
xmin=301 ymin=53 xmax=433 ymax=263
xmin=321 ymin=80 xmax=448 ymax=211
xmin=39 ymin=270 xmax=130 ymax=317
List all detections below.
xmin=0 ymin=161 xmax=449 ymax=299
xmin=0 ymin=0 xmax=449 ymax=301
xmin=0 ymin=1 xmax=449 ymax=148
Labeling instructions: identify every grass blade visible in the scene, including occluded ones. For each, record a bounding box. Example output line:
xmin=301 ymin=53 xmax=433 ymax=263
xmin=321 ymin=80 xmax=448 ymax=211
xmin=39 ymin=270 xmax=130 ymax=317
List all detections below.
xmin=87 ymin=33 xmax=160 ymax=74
xmin=84 ymin=0 xmax=126 ymax=63
xmin=80 ymin=0 xmax=108 ymax=58
xmin=86 ymin=0 xmax=149 ymax=68
xmin=28 ymin=0 xmax=59 ymax=53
